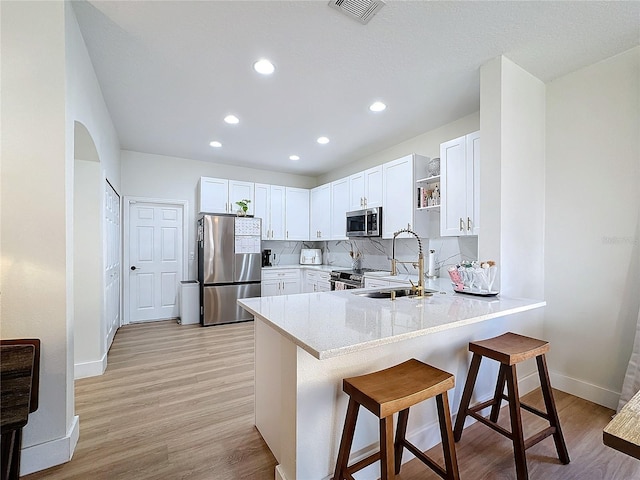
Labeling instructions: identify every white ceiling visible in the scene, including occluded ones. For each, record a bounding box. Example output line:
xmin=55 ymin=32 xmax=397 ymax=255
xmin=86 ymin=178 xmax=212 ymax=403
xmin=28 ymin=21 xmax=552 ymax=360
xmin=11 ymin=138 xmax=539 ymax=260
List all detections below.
xmin=72 ymin=1 xmax=639 ymax=177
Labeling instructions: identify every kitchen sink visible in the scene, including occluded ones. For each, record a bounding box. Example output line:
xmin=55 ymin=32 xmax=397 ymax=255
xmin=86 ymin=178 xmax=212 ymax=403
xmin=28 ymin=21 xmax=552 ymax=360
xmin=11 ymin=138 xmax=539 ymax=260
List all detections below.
xmin=352 ymin=287 xmax=437 ymax=299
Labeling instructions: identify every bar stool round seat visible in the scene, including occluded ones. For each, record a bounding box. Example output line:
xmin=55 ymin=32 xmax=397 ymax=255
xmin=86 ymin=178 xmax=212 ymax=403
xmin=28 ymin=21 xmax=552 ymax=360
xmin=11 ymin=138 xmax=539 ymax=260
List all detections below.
xmin=453 ymin=332 xmax=570 ymax=480
xmin=333 ymin=358 xmax=460 ymax=480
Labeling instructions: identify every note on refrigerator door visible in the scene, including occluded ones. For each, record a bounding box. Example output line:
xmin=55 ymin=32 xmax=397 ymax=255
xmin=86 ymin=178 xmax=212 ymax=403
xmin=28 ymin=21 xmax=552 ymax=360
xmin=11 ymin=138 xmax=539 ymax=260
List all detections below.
xmin=235 ymin=217 xmax=261 ymax=236
xmin=235 ymin=236 xmax=261 ymax=254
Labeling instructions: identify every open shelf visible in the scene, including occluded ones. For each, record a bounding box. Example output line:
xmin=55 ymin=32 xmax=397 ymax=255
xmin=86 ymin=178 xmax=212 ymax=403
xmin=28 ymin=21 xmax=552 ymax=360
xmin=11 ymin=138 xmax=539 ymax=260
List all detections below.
xmin=416 ymin=175 xmax=440 ymax=184
xmin=417 ymin=205 xmax=440 ymax=211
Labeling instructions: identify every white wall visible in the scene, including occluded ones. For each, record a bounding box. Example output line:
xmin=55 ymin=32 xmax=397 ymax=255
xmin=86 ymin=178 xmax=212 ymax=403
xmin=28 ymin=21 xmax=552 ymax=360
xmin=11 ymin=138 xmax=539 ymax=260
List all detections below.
xmin=545 ymin=46 xmax=640 ymax=408
xmin=478 ymin=55 xmax=547 ymax=387
xmin=120 ymin=150 xmax=317 ymax=279
xmin=1 ymin=0 xmax=76 ymax=470
xmin=66 ymin=2 xmax=121 ymax=384
xmin=1 ymin=1 xmax=122 ymax=474
xmin=73 ymin=159 xmax=102 ymax=376
xmin=66 ymin=5 xmax=121 ymax=191
xmin=502 ymin=59 xmax=547 ymax=299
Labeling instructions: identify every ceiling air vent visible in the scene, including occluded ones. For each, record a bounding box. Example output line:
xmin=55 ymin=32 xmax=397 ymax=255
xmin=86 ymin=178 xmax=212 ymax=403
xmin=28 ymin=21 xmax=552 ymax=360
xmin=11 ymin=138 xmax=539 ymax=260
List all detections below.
xmin=328 ymin=0 xmax=386 ymax=25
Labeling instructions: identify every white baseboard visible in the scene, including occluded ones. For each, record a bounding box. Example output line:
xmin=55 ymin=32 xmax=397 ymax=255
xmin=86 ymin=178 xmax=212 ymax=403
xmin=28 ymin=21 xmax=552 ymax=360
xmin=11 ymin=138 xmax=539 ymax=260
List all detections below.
xmin=74 ymin=352 xmax=107 ymax=379
xmin=21 ymin=415 xmax=80 ymax=476
xmin=275 ymin=465 xmax=288 ymax=480
xmin=472 ymin=368 xmax=620 ymax=410
xmin=549 ymin=370 xmax=620 ymax=410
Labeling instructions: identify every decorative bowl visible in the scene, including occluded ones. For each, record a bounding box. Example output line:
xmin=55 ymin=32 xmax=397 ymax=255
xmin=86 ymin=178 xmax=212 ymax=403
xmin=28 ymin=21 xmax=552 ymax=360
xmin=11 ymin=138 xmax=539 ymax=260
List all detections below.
xmin=427 ymin=157 xmax=440 ymax=177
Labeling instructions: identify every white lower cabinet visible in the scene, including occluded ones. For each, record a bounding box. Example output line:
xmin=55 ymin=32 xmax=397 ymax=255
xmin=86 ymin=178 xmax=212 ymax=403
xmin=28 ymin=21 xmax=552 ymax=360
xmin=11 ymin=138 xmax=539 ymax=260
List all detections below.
xmin=304 ymin=270 xmax=331 ymax=293
xmin=261 ymin=269 xmax=301 ymax=296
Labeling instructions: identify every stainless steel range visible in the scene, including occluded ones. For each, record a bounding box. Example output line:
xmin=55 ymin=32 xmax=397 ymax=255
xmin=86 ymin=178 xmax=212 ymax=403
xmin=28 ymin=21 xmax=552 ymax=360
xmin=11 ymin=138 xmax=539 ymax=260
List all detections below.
xmin=330 ymin=268 xmax=383 ymax=290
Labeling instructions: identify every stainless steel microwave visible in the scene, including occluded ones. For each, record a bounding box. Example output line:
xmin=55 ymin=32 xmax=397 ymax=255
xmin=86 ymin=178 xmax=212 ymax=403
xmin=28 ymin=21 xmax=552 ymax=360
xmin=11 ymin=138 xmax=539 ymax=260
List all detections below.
xmin=346 ymin=207 xmax=382 ymax=238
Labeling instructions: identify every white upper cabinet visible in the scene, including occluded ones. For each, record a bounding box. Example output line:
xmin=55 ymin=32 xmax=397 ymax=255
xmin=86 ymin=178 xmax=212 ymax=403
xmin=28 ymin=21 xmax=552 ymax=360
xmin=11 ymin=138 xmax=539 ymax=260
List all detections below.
xmin=285 ymin=187 xmax=310 ymax=241
xmin=364 ymin=166 xmax=383 ymax=208
xmin=255 ymin=183 xmax=286 ymax=240
xmin=440 ymin=131 xmax=480 ymax=236
xmin=198 ymin=177 xmax=229 ymax=213
xmin=310 ymin=184 xmax=331 ymax=240
xmin=330 ymin=176 xmax=350 ymax=240
xmin=198 ymin=177 xmax=254 ymax=215
xmin=229 ymin=180 xmax=255 ymax=216
xmin=382 ymin=154 xmax=430 ymax=239
xmin=254 ymin=183 xmax=270 ymax=239
xmin=349 ymin=165 xmax=382 ymax=210
xmin=270 ymin=185 xmax=286 ymax=240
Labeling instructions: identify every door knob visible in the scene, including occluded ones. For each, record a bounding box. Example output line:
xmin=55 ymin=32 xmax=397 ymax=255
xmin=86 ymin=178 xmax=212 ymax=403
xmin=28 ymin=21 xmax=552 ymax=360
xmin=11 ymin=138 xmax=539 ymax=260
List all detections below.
xmin=130 ymin=266 xmax=138 ymax=271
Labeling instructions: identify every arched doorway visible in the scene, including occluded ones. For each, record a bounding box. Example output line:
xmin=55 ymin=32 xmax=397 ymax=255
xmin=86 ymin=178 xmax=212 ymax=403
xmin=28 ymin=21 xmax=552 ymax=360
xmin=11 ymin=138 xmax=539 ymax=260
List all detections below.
xmin=73 ymin=121 xmax=120 ymax=378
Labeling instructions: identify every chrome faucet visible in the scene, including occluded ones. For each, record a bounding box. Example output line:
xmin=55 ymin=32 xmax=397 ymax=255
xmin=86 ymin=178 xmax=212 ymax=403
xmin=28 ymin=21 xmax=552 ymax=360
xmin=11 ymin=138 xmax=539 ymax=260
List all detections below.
xmin=391 ymin=228 xmax=425 ymax=297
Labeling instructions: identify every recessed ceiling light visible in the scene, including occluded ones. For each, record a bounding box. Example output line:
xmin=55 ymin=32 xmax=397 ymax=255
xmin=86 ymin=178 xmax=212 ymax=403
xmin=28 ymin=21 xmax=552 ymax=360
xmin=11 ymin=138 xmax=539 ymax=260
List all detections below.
xmin=224 ymin=115 xmax=239 ymax=124
xmin=253 ymin=59 xmax=275 ymax=75
xmin=317 ymin=136 xmax=330 ymax=145
xmin=369 ymin=101 xmax=386 ymax=112
xmin=289 ymin=155 xmax=300 ymax=161
xmin=209 ymin=141 xmax=222 ymax=148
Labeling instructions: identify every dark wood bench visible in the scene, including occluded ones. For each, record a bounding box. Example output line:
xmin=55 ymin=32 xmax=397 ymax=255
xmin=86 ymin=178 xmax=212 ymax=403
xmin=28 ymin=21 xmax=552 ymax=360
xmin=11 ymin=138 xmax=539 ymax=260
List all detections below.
xmin=1 ymin=339 xmax=41 ymax=480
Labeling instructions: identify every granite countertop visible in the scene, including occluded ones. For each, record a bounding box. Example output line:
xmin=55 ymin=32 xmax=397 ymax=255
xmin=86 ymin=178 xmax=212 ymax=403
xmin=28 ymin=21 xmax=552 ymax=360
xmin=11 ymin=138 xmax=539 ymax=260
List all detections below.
xmin=238 ymin=280 xmax=545 ymax=360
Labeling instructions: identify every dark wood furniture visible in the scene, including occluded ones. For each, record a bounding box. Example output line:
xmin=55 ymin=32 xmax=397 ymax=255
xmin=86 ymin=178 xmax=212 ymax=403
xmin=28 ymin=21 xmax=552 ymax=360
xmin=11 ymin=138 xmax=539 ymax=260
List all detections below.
xmin=333 ymin=358 xmax=460 ymax=480
xmin=603 ymin=388 xmax=640 ymax=460
xmin=453 ymin=332 xmax=570 ymax=480
xmin=1 ymin=339 xmax=41 ymax=480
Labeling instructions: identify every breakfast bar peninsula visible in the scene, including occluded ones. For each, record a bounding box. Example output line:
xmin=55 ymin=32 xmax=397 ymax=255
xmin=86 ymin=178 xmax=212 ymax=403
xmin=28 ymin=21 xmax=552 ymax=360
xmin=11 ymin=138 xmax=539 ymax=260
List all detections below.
xmin=238 ymin=279 xmax=545 ymax=480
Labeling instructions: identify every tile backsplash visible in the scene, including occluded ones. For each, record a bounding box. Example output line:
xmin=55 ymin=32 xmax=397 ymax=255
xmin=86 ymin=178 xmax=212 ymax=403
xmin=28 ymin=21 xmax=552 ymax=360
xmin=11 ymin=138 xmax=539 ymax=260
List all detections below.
xmin=263 ymin=235 xmax=478 ymax=277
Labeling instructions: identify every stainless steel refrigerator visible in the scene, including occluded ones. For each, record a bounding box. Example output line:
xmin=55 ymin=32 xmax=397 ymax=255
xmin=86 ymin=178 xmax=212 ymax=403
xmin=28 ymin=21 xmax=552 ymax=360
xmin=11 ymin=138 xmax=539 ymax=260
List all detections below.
xmin=197 ymin=215 xmax=262 ymax=326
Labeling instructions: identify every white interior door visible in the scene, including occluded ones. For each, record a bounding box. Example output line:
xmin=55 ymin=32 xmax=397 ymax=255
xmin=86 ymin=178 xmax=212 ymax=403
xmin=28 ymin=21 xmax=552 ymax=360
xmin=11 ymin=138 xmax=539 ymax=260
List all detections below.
xmin=105 ymin=181 xmax=121 ymax=347
xmin=128 ymin=202 xmax=184 ymax=322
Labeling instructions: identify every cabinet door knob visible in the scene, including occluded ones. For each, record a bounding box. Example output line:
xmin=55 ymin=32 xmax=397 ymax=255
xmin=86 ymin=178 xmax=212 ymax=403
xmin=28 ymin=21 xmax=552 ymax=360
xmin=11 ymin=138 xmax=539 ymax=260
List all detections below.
xmin=459 ymin=218 xmax=464 ymax=231
xmin=467 ymin=217 xmax=472 ymax=231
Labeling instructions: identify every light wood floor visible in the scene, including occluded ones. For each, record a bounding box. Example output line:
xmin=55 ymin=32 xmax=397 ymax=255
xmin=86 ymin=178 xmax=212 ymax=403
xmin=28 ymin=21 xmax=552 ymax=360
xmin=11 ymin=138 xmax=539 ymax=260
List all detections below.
xmin=23 ymin=320 xmax=640 ymax=480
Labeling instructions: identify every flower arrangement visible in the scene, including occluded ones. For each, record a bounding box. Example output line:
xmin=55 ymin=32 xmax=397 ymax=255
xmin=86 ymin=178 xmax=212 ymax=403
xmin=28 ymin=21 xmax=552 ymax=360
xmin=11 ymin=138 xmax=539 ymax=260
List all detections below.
xmin=235 ymin=199 xmax=251 ymax=214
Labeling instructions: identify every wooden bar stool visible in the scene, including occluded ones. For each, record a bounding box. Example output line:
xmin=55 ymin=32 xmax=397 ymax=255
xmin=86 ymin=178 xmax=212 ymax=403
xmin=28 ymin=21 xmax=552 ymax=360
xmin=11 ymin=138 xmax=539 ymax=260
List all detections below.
xmin=453 ymin=332 xmax=570 ymax=480
xmin=333 ymin=358 xmax=460 ymax=480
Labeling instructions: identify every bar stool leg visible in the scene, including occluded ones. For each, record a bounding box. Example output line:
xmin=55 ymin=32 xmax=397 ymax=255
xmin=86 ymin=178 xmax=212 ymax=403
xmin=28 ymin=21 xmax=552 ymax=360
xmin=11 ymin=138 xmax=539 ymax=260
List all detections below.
xmin=505 ymin=365 xmax=528 ymax=480
xmin=436 ymin=391 xmax=460 ymax=480
xmin=454 ymin=353 xmax=482 ymax=441
xmin=536 ymin=355 xmax=570 ymax=464
xmin=333 ymin=398 xmax=360 ymax=480
xmin=380 ymin=416 xmax=395 ymax=480
xmin=490 ymin=364 xmax=508 ymax=422
xmin=394 ymin=409 xmax=410 ymax=474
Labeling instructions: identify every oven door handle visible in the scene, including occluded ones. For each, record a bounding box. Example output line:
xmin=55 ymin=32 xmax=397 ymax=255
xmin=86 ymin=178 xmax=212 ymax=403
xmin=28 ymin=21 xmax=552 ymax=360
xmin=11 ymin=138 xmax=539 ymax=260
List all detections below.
xmin=332 ymin=279 xmax=359 ymax=290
